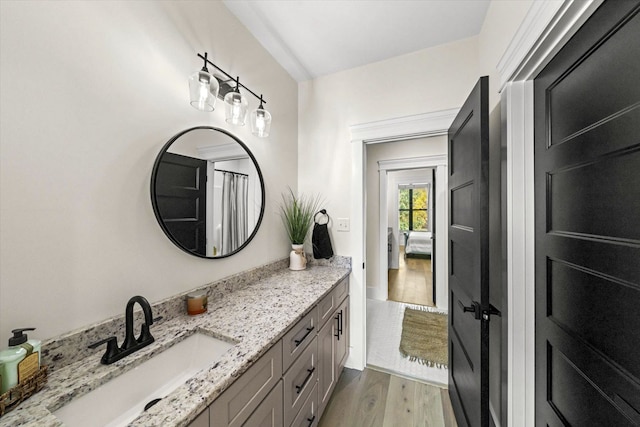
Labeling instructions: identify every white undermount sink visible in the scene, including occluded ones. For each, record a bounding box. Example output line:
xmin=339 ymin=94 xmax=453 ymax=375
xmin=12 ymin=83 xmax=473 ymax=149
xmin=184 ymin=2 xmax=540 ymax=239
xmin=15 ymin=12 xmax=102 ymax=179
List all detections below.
xmin=53 ymin=332 xmax=234 ymax=427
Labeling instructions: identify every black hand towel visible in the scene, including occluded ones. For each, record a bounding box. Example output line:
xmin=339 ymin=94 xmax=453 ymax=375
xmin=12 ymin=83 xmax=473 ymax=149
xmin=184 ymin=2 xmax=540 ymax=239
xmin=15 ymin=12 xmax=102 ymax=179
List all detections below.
xmin=312 ymin=210 xmax=334 ymax=259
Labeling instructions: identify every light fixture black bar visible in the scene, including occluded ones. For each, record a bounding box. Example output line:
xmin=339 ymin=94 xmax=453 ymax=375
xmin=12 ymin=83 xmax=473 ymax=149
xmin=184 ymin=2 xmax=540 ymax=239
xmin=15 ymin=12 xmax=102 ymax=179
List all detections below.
xmin=197 ymin=53 xmax=267 ymax=105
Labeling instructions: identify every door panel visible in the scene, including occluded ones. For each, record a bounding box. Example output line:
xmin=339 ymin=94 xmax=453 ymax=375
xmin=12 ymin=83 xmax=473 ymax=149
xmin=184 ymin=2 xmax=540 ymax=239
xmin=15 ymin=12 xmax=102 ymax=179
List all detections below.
xmin=448 ymin=76 xmax=490 ymax=427
xmin=155 ymin=152 xmax=207 ymax=256
xmin=535 ymin=1 xmax=640 ymax=425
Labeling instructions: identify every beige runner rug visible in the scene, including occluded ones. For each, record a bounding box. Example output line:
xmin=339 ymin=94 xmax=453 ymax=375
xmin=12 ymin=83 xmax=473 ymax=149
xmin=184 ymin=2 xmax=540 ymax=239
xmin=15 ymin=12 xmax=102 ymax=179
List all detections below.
xmin=399 ymin=307 xmax=448 ymax=368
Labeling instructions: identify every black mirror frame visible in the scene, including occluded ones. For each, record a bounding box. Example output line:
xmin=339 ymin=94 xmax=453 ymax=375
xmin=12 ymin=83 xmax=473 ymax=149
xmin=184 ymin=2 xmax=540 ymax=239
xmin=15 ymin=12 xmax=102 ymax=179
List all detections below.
xmin=150 ymin=126 xmax=266 ymax=259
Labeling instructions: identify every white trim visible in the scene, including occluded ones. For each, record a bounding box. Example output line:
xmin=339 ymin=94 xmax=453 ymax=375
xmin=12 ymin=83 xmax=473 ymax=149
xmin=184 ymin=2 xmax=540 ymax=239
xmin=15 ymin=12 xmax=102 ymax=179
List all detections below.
xmin=375 ymin=169 xmax=388 ymax=301
xmin=196 ymin=142 xmax=249 ymax=161
xmin=347 ymin=108 xmax=457 ymax=371
xmin=498 ymin=0 xmax=604 ymax=91
xmin=378 ymin=154 xmax=447 ymax=171
xmin=350 ymin=108 xmax=459 ymax=143
xmin=497 ymin=0 xmax=564 ymax=89
xmin=501 ymin=1 xmax=600 ymax=425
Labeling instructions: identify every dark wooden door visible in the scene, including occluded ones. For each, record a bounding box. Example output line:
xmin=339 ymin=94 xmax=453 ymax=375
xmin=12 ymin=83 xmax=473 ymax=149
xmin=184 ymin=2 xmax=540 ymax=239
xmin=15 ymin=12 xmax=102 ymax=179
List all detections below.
xmin=448 ymin=76 xmax=491 ymax=427
xmin=155 ymin=152 xmax=207 ymax=256
xmin=534 ymin=1 xmax=640 ymax=425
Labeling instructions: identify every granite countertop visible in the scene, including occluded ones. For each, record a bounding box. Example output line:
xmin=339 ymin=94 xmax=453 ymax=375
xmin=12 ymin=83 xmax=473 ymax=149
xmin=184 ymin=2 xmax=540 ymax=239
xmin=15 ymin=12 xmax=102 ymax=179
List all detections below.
xmin=0 ymin=263 xmax=350 ymax=427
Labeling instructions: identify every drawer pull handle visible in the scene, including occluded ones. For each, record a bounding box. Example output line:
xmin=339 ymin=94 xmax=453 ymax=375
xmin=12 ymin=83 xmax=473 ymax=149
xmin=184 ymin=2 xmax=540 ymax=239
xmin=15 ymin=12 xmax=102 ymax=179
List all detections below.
xmin=307 ymin=415 xmax=316 ymax=426
xmin=294 ymin=326 xmax=315 ymax=347
xmin=334 ymin=310 xmax=343 ymax=340
xmin=295 ymin=367 xmax=316 ymax=394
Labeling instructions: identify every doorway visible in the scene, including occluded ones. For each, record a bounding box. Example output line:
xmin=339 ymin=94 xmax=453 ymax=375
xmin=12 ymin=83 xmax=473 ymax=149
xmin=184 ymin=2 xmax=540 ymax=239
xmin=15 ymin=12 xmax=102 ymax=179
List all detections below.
xmin=363 ymin=137 xmax=450 ymax=386
xmin=388 ymin=171 xmax=435 ymax=307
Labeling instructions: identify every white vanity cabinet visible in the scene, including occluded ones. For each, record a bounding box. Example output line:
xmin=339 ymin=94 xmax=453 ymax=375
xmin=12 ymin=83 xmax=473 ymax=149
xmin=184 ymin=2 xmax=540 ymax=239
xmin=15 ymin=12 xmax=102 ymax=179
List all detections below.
xmin=189 ymin=277 xmax=349 ymax=427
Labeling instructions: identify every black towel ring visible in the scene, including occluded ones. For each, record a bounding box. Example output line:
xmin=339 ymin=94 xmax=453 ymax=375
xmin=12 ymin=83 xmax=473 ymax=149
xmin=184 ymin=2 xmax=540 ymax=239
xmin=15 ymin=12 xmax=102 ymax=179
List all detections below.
xmin=314 ymin=209 xmax=330 ymax=225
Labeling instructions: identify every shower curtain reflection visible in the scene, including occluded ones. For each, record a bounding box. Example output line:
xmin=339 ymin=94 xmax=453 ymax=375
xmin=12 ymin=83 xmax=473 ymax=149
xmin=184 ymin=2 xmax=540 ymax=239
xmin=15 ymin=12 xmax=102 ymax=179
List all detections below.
xmin=220 ymin=170 xmax=248 ymax=254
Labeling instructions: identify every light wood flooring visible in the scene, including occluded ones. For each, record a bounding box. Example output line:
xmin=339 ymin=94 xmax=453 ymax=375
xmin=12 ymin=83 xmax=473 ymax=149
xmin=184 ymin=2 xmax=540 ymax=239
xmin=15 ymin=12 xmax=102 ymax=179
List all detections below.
xmin=388 ymin=247 xmax=433 ymax=307
xmin=319 ymin=368 xmax=457 ymax=427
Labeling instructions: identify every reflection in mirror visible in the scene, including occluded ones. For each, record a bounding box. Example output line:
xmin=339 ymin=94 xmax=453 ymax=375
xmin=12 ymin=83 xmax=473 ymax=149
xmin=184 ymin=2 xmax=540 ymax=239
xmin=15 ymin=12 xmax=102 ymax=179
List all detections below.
xmin=151 ymin=127 xmax=264 ymax=258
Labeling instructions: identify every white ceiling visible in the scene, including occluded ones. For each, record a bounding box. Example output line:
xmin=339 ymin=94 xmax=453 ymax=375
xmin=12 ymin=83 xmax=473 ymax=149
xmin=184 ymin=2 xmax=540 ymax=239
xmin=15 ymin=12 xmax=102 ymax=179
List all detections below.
xmin=224 ymin=0 xmax=491 ymax=82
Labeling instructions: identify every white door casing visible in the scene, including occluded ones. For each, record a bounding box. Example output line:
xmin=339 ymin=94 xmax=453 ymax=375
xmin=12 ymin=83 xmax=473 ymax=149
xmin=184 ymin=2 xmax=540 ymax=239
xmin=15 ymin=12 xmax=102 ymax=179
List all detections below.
xmin=375 ymin=156 xmax=448 ymax=311
xmin=347 ymin=108 xmax=458 ymax=370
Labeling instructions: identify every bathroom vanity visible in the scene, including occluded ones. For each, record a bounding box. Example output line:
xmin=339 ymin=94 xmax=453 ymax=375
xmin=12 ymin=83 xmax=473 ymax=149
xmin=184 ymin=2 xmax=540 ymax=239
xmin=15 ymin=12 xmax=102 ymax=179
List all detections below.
xmin=0 ymin=259 xmax=350 ymax=427
xmin=192 ymin=276 xmax=349 ymax=427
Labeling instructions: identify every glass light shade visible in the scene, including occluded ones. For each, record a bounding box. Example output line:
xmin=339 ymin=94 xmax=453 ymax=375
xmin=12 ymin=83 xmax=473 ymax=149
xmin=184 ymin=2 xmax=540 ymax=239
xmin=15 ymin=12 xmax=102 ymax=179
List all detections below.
xmin=189 ymin=69 xmax=219 ymax=112
xmin=224 ymin=91 xmax=249 ymax=125
xmin=251 ymin=108 xmax=272 ymax=137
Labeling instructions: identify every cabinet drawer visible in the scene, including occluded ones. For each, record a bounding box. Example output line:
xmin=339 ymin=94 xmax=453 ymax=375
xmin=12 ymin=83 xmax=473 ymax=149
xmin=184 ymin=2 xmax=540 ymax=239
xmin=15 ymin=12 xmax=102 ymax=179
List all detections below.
xmin=290 ymin=382 xmax=318 ymax=427
xmin=211 ymin=342 xmax=283 ymax=427
xmin=283 ymin=337 xmax=318 ymax=426
xmin=283 ymin=307 xmax=318 ymax=372
xmin=243 ymin=380 xmax=283 ymax=427
xmin=318 ymin=278 xmax=348 ymax=327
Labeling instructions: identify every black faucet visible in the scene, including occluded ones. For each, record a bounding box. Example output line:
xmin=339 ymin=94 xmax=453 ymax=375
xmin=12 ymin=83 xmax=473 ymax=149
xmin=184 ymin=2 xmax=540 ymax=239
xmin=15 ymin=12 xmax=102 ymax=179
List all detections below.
xmin=88 ymin=295 xmax=160 ymax=365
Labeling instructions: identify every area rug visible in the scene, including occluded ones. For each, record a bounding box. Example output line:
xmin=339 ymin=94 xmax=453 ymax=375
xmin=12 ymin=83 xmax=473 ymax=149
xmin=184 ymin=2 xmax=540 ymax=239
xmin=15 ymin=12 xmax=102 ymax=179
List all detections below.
xmin=399 ymin=307 xmax=448 ymax=368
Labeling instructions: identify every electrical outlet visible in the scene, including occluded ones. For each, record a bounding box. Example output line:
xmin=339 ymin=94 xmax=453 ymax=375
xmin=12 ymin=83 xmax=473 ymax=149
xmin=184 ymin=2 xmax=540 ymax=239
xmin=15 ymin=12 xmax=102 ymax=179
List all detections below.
xmin=337 ymin=218 xmax=350 ymax=232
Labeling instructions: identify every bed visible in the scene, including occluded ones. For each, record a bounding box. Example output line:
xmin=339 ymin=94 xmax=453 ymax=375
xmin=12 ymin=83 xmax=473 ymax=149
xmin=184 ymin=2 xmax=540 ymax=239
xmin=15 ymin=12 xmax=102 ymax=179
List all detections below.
xmin=404 ymin=231 xmax=432 ymax=257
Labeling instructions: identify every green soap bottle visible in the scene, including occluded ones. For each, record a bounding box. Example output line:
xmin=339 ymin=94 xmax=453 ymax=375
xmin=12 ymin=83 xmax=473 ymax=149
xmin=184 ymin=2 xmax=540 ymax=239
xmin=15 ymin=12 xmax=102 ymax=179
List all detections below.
xmin=0 ymin=343 xmax=26 ymax=393
xmin=9 ymin=328 xmax=41 ymax=366
xmin=0 ymin=328 xmax=42 ymax=393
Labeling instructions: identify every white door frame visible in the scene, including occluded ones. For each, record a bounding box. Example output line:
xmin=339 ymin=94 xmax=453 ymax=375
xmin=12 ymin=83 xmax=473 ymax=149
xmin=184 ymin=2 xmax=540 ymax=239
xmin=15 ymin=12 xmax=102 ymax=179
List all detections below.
xmin=376 ymin=156 xmax=448 ymax=310
xmin=347 ymin=108 xmax=458 ymax=371
xmin=498 ymin=1 xmax=603 ymax=425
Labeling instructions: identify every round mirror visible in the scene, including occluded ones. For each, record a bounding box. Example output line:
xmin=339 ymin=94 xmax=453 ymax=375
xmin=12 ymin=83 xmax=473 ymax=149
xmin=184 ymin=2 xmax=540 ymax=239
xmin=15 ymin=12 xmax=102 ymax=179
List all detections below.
xmin=151 ymin=126 xmax=265 ymax=258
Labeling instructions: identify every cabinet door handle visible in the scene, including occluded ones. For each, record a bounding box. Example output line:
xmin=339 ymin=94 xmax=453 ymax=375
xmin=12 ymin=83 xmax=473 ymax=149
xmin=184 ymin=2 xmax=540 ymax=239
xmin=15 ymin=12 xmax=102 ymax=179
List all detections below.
xmin=294 ymin=326 xmax=315 ymax=347
xmin=334 ymin=310 xmax=343 ymax=340
xmin=295 ymin=367 xmax=316 ymax=394
xmin=307 ymin=415 xmax=316 ymax=426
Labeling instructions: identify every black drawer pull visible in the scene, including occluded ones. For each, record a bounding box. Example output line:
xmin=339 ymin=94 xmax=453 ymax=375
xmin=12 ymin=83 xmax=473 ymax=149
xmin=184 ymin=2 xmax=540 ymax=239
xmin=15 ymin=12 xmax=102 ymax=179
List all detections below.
xmin=334 ymin=310 xmax=343 ymax=340
xmin=307 ymin=415 xmax=316 ymax=426
xmin=294 ymin=326 xmax=315 ymax=347
xmin=295 ymin=367 xmax=316 ymax=394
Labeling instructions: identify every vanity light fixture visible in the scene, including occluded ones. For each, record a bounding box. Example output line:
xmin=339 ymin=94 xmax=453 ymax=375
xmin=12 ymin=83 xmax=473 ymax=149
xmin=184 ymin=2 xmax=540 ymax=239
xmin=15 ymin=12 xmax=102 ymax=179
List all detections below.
xmin=188 ymin=53 xmax=219 ymax=112
xmin=190 ymin=52 xmax=272 ymax=138
xmin=224 ymin=77 xmax=248 ymax=126
xmin=251 ymin=95 xmax=271 ymax=137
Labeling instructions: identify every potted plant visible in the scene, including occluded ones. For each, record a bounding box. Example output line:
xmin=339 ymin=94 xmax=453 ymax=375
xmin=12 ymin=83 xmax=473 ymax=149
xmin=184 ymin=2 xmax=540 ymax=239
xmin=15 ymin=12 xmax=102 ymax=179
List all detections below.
xmin=279 ymin=188 xmax=322 ymax=270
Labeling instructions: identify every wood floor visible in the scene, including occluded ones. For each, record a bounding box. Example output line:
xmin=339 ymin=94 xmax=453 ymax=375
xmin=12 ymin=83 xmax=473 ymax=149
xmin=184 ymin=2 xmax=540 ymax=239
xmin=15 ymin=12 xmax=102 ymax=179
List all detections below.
xmin=388 ymin=247 xmax=433 ymax=307
xmin=319 ymin=368 xmax=457 ymax=427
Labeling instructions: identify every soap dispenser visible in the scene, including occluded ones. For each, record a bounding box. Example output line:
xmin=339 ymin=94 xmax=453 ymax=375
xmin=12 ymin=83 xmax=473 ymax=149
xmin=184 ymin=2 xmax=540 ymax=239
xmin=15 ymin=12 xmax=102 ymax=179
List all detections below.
xmin=0 ymin=343 xmax=25 ymax=394
xmin=0 ymin=328 xmax=41 ymax=393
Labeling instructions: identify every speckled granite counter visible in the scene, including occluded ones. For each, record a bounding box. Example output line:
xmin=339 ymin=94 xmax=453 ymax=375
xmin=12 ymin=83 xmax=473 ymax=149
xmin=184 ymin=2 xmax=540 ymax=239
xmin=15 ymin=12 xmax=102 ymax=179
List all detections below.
xmin=0 ymin=258 xmax=351 ymax=427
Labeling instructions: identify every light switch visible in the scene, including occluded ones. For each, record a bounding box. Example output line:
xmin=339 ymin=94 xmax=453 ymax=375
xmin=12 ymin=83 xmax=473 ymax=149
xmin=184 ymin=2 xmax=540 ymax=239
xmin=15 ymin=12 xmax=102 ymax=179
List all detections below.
xmin=337 ymin=218 xmax=350 ymax=232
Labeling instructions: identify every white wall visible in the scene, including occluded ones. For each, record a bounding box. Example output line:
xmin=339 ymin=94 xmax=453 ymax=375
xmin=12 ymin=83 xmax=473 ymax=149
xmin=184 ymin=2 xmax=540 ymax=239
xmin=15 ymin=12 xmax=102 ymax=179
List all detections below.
xmin=298 ymin=37 xmax=479 ymax=257
xmin=479 ymin=0 xmax=534 ymax=110
xmin=0 ymin=1 xmax=298 ymax=345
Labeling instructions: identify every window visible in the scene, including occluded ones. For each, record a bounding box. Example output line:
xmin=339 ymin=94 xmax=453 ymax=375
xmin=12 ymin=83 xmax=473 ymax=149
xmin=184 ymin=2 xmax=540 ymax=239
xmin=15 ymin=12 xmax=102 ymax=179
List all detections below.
xmin=399 ymin=186 xmax=428 ymax=231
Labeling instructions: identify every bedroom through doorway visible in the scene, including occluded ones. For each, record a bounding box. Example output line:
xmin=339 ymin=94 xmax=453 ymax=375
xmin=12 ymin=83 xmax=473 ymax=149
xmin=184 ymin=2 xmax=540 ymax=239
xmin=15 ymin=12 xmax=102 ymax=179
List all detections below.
xmin=388 ymin=177 xmax=435 ymax=308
